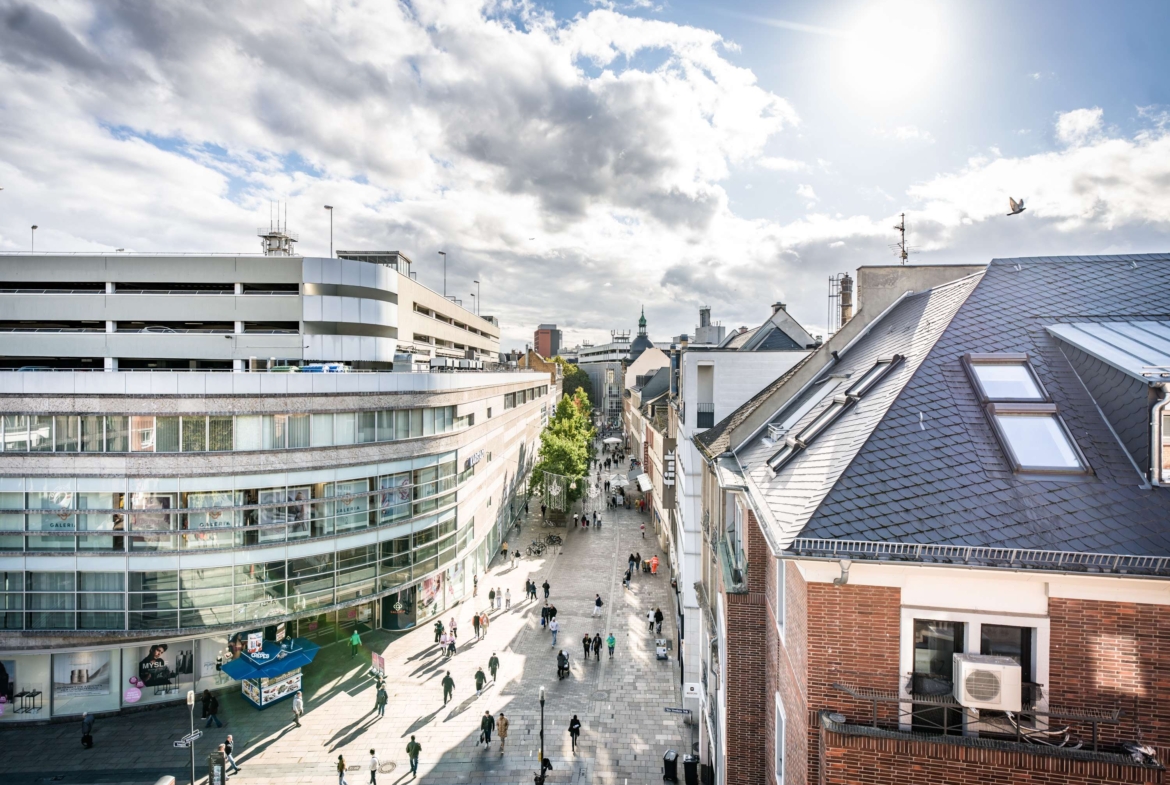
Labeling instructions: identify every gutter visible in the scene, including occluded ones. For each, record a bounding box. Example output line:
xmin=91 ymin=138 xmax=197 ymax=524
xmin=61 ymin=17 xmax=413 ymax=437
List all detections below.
xmin=1152 ymin=383 xmax=1170 ymax=487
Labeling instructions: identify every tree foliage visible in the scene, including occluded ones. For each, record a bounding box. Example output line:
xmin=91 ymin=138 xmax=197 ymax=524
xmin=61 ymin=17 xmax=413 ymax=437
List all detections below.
xmin=533 ymin=387 xmax=595 ymax=505
xmin=553 ymin=356 xmax=593 ymax=403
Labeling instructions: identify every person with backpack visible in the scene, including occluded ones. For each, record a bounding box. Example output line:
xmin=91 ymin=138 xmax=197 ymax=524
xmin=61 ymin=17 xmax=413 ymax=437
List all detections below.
xmin=375 ymin=684 xmax=388 ymax=718
xmin=568 ymin=715 xmax=582 ymax=752
xmin=202 ymin=689 xmax=223 ymax=728
xmin=593 ymin=593 xmax=603 ymax=617
xmin=556 ymin=649 xmax=569 ymax=680
xmin=406 ymin=736 xmax=421 ymax=778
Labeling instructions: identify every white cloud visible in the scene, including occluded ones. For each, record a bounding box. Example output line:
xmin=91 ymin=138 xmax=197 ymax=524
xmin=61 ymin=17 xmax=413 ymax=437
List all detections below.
xmin=873 ymin=125 xmax=935 ymax=143
xmin=796 ymin=184 xmax=818 ymax=203
xmin=757 ymin=156 xmax=808 ymax=172
xmin=1055 ymin=107 xmax=1104 ymax=146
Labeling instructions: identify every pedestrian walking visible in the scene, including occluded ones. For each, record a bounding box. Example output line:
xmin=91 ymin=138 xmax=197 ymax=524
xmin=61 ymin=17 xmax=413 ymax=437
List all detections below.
xmin=572 ymin=513 xmax=578 ymax=527
xmin=375 ymin=684 xmax=388 ymax=718
xmin=541 ymin=503 xmax=547 ymax=519
xmin=80 ymin=711 xmax=94 ymax=748
xmin=556 ymin=649 xmax=570 ymax=680
xmin=350 ymin=628 xmax=362 ymax=658
xmin=540 ymin=602 xmax=550 ymax=628
xmin=591 ymin=633 xmax=602 ymax=661
xmin=641 ymin=522 xmax=645 ymax=539
xmin=495 ymin=586 xmax=502 ymax=610
xmin=488 ymin=587 xmax=495 ymax=608
xmin=449 ymin=617 xmax=457 ymax=638
xmin=447 ymin=632 xmax=457 ymax=657
xmin=202 ymin=688 xmax=223 ymax=728
xmin=479 ymin=710 xmax=495 ymax=745
xmin=223 ymin=734 xmax=241 ymax=774
xmin=337 ymin=754 xmax=349 ymax=785
xmin=488 ymin=652 xmax=500 ymax=682
xmin=582 ymin=633 xmax=592 ymax=659
xmin=406 ymin=736 xmax=421 ymax=778
xmin=472 ymin=612 xmax=481 ymax=639
xmin=439 ymin=631 xmax=449 ymax=656
xmin=501 ymin=540 xmax=509 ymax=560
xmin=497 ymin=712 xmax=510 ymax=753
xmin=549 ymin=617 xmax=559 ymax=646
xmin=651 ymin=555 xmax=659 ymax=574
xmin=607 ymin=632 xmax=616 ymax=657
xmin=473 ymin=574 xmax=478 ymax=597
xmin=369 ymin=749 xmax=380 ymax=784
xmin=655 ymin=607 xmax=665 ymax=634
xmin=628 ymin=553 xmax=636 ymax=574
xmin=480 ymin=610 xmax=490 ymax=634
xmin=647 ymin=609 xmax=655 ymax=631
xmin=593 ymin=593 xmax=603 ymax=616
xmin=475 ymin=666 xmax=487 ymax=697
xmin=623 ymin=568 xmax=631 ymax=590
xmin=292 ymin=690 xmax=304 ymax=727
xmin=569 ymin=715 xmax=582 ymax=752
xmin=635 ymin=552 xmax=642 ymax=570
xmin=434 ymin=619 xmax=444 ymax=643
xmin=442 ymin=671 xmax=455 ymax=705
xmin=505 ymin=588 xmax=511 ymax=609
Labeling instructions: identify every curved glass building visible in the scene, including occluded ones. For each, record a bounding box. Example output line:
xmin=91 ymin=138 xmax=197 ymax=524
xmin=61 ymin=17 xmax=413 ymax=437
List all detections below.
xmin=0 ymin=250 xmax=553 ymax=721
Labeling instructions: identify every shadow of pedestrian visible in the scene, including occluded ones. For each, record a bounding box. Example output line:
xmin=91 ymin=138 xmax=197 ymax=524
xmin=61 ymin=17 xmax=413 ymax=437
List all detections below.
xmin=327 ymin=714 xmax=379 ymax=752
xmin=442 ymin=694 xmax=478 ymax=722
xmin=402 ymin=707 xmax=442 ymax=737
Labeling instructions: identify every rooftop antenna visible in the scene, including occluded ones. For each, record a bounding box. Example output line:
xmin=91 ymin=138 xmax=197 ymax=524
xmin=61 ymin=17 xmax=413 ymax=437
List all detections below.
xmin=258 ymin=201 xmax=298 ymax=256
xmin=888 ymin=212 xmax=918 ymax=265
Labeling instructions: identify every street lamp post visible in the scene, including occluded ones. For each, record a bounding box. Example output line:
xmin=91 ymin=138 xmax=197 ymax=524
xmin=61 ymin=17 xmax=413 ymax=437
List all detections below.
xmin=473 ymin=279 xmax=480 ymax=315
xmin=186 ymin=690 xmax=196 ymax=785
xmin=438 ymin=251 xmax=446 ymax=297
xmin=30 ymin=225 xmax=37 ymax=253
xmin=323 ymin=205 xmax=333 ymax=257
xmin=470 ymin=292 xmax=476 ymax=313
xmin=538 ymin=685 xmax=546 ymax=784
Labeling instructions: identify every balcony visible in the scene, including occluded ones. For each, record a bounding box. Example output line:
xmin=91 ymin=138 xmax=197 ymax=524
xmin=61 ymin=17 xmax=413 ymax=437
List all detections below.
xmin=717 ymin=536 xmax=748 ymax=594
xmin=696 ymin=402 xmax=715 ymax=429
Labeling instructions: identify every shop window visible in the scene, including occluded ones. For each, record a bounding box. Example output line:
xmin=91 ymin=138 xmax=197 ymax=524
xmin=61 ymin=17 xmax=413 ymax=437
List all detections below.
xmin=181 ymin=416 xmax=207 ymax=452
xmin=52 ymin=649 xmax=122 ymax=716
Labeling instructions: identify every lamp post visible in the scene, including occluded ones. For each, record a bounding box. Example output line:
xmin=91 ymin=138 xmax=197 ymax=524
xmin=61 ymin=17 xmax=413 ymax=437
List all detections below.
xmin=438 ymin=251 xmax=446 ymax=297
xmin=323 ymin=205 xmax=333 ymax=257
xmin=473 ymin=279 xmax=480 ymax=315
xmin=186 ymin=689 xmax=196 ymax=785
xmin=538 ymin=685 xmax=546 ymax=784
xmin=470 ymin=292 xmax=476 ymax=313
xmin=30 ymin=225 xmax=37 ymax=253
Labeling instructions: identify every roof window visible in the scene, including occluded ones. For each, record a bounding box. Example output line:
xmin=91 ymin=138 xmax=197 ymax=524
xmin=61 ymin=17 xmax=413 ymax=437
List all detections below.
xmin=767 ymin=355 xmax=903 ymax=473
xmin=962 ymin=353 xmax=1089 ymax=475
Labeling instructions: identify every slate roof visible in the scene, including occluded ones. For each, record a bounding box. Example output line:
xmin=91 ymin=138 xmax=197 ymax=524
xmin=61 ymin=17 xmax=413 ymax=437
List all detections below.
xmin=737 ymin=254 xmax=1170 ymax=558
xmin=638 ymin=366 xmax=670 ymax=404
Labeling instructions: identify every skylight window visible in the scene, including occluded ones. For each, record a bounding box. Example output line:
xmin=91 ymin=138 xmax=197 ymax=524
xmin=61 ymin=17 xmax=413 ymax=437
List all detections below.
xmin=962 ymin=353 xmax=1090 ymax=475
xmin=767 ymin=355 xmax=903 ymax=473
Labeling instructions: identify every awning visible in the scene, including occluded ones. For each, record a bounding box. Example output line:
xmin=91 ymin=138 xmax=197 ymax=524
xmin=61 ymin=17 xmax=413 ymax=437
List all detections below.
xmin=603 ymin=437 xmax=622 ymax=445
xmin=636 ymin=473 xmax=653 ymax=492
xmin=221 ymin=638 xmax=320 ymax=681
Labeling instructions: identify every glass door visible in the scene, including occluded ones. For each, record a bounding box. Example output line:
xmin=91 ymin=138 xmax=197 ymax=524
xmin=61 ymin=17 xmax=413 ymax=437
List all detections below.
xmin=911 ymin=619 xmax=964 ymax=734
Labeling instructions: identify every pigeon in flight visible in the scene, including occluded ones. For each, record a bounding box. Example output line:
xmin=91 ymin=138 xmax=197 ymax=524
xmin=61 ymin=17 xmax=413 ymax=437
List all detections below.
xmin=1007 ymin=197 xmax=1026 ymax=216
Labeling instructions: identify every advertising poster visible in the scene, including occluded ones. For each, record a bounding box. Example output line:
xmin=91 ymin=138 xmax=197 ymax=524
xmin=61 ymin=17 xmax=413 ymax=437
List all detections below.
xmin=227 ymin=630 xmax=261 ymax=661
xmin=241 ymin=679 xmax=260 ymax=704
xmin=51 ymin=651 xmax=111 ymax=698
xmin=129 ymin=492 xmax=174 ymax=531
xmin=131 ymin=642 xmax=193 ymax=696
xmin=334 ymin=480 xmax=368 ymax=531
xmin=247 ymin=632 xmax=263 ymax=655
xmin=285 ymin=486 xmax=310 ymax=539
xmin=260 ymin=671 xmax=301 ymax=704
xmin=186 ymin=491 xmax=236 ymax=530
xmin=419 ymin=574 xmax=442 ymax=618
xmin=258 ymin=488 xmax=288 ymax=544
xmin=380 ymin=473 xmax=411 ymax=523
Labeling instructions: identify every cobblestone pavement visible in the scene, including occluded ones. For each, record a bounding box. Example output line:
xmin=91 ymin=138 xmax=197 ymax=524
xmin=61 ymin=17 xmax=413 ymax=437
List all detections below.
xmin=0 ymin=463 xmax=687 ymax=785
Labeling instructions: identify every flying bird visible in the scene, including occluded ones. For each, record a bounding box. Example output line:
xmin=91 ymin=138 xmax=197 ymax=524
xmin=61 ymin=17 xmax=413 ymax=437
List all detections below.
xmin=1007 ymin=197 xmax=1026 ymax=216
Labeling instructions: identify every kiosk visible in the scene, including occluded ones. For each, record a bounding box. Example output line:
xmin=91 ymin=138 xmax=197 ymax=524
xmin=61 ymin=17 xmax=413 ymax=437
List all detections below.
xmin=221 ymin=637 xmax=319 ymax=710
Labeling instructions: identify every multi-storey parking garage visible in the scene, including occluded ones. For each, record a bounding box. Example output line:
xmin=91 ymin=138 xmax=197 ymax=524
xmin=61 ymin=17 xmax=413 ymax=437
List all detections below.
xmin=0 ymin=250 xmax=552 ymax=722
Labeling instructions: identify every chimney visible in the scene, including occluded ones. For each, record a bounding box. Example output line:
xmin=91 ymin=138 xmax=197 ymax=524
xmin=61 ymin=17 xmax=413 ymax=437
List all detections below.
xmin=771 ymin=302 xmax=787 ymax=315
xmin=840 ymin=274 xmax=853 ymax=326
xmin=699 ymin=306 xmax=711 ymax=328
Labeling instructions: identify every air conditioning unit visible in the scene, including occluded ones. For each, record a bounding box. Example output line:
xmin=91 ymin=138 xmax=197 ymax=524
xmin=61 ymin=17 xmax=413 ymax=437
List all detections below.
xmin=952 ymin=654 xmax=1022 ymax=712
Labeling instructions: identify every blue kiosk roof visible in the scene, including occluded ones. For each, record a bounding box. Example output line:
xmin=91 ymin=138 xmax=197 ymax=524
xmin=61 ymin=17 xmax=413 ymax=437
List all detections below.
xmin=221 ymin=638 xmax=320 ymax=681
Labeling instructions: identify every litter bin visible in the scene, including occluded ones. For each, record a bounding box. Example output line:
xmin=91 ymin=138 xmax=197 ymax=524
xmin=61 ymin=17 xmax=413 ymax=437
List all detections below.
xmin=663 ymin=749 xmax=679 ymax=782
xmin=683 ymin=754 xmax=699 ymax=785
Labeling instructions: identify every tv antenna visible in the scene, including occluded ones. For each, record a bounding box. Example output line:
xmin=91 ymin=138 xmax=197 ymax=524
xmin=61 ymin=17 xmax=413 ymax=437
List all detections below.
xmin=888 ymin=212 xmax=922 ymax=265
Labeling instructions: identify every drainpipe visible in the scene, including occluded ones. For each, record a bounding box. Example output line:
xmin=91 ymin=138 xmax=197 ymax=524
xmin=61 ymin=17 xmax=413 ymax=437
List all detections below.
xmin=832 ymin=558 xmax=852 ymax=586
xmin=1151 ymin=384 xmax=1170 ymax=486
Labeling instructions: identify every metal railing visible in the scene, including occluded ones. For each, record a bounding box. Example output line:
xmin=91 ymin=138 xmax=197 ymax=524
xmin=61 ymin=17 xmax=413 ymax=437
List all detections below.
xmin=697 ymin=402 xmax=715 ymax=429
xmin=717 ymin=537 xmax=748 ymax=593
xmin=791 ymin=538 xmax=1170 ymax=577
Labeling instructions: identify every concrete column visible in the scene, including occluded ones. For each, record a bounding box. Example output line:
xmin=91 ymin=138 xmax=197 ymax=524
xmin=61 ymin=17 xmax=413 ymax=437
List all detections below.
xmin=105 ymin=282 xmax=114 ymax=294
xmin=104 ymin=357 xmax=118 ymax=371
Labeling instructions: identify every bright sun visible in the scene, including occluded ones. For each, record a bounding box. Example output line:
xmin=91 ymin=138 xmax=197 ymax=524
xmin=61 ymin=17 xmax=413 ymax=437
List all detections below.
xmin=835 ymin=1 xmax=945 ymax=105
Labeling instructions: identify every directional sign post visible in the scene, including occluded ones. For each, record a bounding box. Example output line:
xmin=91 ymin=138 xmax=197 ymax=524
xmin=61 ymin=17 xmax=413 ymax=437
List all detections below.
xmin=664 ymin=707 xmax=691 ymax=715
xmin=183 ymin=730 xmax=204 ymax=743
xmin=174 ymin=740 xmax=190 ymax=748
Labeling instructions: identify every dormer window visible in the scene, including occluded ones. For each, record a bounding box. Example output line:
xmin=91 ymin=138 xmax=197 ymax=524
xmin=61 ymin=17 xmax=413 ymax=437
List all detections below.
xmin=963 ymin=353 xmax=1090 ymax=475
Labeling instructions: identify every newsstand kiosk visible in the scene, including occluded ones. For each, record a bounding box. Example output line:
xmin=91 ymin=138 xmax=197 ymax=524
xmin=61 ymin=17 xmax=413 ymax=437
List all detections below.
xmin=221 ymin=637 xmax=320 ymax=709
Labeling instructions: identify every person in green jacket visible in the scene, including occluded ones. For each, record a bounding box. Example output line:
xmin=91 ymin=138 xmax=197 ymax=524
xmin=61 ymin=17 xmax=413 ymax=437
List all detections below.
xmin=606 ymin=633 xmax=616 ymax=658
xmin=374 ymin=685 xmax=388 ymax=718
xmin=441 ymin=671 xmax=455 ymax=705
xmin=406 ymin=735 xmax=421 ymax=778
xmin=474 ymin=666 xmax=487 ymax=697
xmin=488 ymin=652 xmax=500 ymax=682
xmin=350 ymin=629 xmax=361 ymax=658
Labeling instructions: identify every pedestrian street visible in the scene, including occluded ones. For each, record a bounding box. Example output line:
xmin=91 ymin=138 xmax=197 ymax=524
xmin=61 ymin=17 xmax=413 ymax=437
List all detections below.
xmin=0 ymin=466 xmax=688 ymax=784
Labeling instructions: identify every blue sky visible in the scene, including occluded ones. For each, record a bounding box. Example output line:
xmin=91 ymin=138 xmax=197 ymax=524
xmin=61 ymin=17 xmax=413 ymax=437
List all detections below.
xmin=0 ymin=0 xmax=1167 ymax=348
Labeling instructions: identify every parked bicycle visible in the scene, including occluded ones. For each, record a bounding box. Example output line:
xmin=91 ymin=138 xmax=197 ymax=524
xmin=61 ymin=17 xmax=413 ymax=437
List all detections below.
xmin=545 ymin=534 xmax=563 ymax=546
xmin=526 ymin=541 xmax=546 ymax=556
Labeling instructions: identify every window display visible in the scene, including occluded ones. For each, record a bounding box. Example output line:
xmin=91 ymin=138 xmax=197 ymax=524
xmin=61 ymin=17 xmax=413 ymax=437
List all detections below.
xmin=0 ymin=653 xmax=48 ymax=721
xmin=51 ymin=650 xmax=121 ymax=716
xmin=122 ymin=640 xmax=193 ymax=705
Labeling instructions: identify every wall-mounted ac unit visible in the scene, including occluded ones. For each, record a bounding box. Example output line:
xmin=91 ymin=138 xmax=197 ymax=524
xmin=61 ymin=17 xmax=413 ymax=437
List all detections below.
xmin=952 ymin=654 xmax=1022 ymax=712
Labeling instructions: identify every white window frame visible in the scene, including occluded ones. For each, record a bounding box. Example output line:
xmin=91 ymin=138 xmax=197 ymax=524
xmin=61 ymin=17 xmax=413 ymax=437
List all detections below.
xmin=898 ymin=606 xmax=1050 ymax=732
xmin=774 ymin=692 xmax=786 ymax=784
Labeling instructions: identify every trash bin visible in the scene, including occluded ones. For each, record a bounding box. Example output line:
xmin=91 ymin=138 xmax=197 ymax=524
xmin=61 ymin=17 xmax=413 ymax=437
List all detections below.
xmin=663 ymin=749 xmax=679 ymax=782
xmin=683 ymin=754 xmax=699 ymax=785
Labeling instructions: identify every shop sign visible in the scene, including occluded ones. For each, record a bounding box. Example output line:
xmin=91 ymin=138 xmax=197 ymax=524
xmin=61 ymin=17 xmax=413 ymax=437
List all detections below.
xmin=275 ymin=622 xmax=287 ymax=642
xmin=464 ymin=450 xmax=485 ymax=469
xmin=247 ymin=632 xmax=263 ymax=654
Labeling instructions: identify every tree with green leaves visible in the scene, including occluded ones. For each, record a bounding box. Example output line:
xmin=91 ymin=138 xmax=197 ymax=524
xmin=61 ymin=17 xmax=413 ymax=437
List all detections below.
xmin=553 ymin=356 xmax=592 ymax=403
xmin=533 ymin=387 xmax=595 ymax=508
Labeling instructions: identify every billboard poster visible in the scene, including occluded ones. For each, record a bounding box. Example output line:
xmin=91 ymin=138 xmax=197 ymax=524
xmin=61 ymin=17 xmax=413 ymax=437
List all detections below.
xmin=241 ymin=679 xmax=260 ymax=704
xmin=285 ymin=486 xmax=310 ymax=540
xmin=379 ymin=473 xmax=411 ymax=523
xmin=52 ymin=651 xmax=111 ymax=698
xmin=419 ymin=574 xmax=442 ymax=618
xmin=247 ymin=632 xmax=263 ymax=655
xmin=129 ymin=492 xmax=174 ymax=531
xmin=258 ymin=487 xmax=311 ymax=543
xmin=226 ymin=630 xmax=261 ymax=661
xmin=130 ymin=641 xmax=193 ymax=696
xmin=186 ymin=491 xmax=236 ymax=530
xmin=334 ymin=480 xmax=368 ymax=532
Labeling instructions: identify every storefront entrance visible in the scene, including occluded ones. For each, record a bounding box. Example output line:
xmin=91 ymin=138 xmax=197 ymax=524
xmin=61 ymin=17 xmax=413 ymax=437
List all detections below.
xmin=382 ymin=586 xmax=416 ymax=631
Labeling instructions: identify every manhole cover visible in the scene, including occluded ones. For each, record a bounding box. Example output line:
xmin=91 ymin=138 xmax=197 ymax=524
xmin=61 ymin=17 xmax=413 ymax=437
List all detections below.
xmin=379 ymin=762 xmax=397 ymax=774
xmin=591 ymin=690 xmax=609 ymax=701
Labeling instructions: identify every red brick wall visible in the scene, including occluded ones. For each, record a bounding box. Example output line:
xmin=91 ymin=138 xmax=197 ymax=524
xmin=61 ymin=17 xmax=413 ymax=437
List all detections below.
xmin=1049 ymin=597 xmax=1170 ymax=750
xmin=765 ymin=557 xmax=810 ymax=785
xmin=821 ymin=725 xmax=1164 ymax=785
xmin=804 ymin=582 xmax=901 ymax=781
